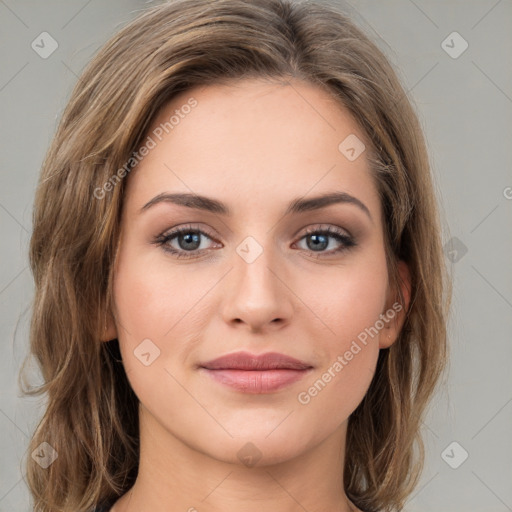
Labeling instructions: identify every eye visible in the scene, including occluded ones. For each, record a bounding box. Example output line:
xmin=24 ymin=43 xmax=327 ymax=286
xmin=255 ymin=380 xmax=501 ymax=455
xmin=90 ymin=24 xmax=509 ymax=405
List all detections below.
xmin=294 ymin=225 xmax=356 ymax=258
xmin=152 ymin=224 xmax=357 ymax=259
xmin=153 ymin=224 xmax=219 ymax=259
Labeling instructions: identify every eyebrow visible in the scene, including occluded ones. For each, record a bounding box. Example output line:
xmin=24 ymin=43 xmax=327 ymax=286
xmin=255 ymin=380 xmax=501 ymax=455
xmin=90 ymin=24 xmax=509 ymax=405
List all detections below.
xmin=140 ymin=191 xmax=373 ymax=222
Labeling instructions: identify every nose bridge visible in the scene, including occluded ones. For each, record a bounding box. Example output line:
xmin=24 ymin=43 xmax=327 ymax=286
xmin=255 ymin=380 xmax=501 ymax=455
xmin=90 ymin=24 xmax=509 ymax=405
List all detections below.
xmin=221 ymin=232 xmax=293 ymax=329
xmin=236 ymin=234 xmax=279 ymax=291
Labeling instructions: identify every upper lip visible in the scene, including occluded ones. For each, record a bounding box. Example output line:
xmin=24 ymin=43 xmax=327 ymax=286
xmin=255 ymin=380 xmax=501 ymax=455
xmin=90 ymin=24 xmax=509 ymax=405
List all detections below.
xmin=200 ymin=351 xmax=313 ymax=371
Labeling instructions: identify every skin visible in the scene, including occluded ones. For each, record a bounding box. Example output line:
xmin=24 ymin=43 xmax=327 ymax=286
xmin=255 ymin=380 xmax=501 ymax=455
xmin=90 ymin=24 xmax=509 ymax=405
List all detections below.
xmin=103 ymin=78 xmax=411 ymax=512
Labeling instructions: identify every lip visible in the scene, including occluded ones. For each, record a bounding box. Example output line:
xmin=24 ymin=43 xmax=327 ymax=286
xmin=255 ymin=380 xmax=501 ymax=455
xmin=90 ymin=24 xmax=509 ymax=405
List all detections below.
xmin=200 ymin=351 xmax=312 ymax=371
xmin=198 ymin=351 xmax=313 ymax=394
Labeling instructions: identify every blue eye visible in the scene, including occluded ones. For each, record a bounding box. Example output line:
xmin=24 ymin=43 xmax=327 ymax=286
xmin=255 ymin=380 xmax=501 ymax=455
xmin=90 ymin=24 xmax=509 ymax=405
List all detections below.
xmin=295 ymin=225 xmax=356 ymax=257
xmin=153 ymin=224 xmax=356 ymax=259
xmin=153 ymin=225 xmax=218 ymax=259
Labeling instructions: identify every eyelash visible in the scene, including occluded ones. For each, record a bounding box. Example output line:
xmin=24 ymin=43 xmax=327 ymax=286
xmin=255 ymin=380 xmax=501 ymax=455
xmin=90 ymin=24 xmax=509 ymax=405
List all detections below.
xmin=152 ymin=224 xmax=357 ymax=260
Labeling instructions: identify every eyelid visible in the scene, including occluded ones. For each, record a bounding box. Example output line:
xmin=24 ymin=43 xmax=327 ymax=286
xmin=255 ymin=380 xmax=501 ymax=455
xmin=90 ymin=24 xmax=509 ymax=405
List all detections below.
xmin=156 ymin=223 xmax=351 ymax=243
xmin=153 ymin=222 xmax=357 ymax=260
xmin=159 ymin=223 xmax=217 ymax=240
xmin=154 ymin=224 xmax=221 ymax=250
xmin=299 ymin=223 xmax=351 ymax=238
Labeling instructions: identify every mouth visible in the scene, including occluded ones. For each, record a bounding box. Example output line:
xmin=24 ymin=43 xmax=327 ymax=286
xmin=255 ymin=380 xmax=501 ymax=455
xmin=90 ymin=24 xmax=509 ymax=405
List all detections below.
xmin=198 ymin=351 xmax=314 ymax=394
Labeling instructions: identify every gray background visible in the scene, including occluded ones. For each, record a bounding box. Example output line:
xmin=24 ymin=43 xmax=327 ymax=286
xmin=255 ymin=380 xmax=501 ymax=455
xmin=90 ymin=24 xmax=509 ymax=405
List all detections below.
xmin=1 ymin=0 xmax=511 ymax=511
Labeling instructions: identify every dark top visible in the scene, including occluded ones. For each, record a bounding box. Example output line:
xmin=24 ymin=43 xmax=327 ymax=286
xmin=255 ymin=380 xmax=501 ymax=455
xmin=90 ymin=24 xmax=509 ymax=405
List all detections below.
xmin=93 ymin=504 xmax=112 ymax=512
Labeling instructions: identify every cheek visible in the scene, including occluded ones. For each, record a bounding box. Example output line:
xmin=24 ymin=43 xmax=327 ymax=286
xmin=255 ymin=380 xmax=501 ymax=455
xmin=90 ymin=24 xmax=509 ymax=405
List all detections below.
xmin=293 ymin=272 xmax=386 ymax=433
xmin=293 ymin=253 xmax=387 ymax=409
xmin=111 ymin=255 xmax=194 ymax=413
xmin=111 ymin=244 xmax=219 ymax=393
xmin=300 ymin=251 xmax=389 ymax=350
xmin=113 ymin=243 xmax=205 ymax=340
xmin=294 ymin=344 xmax=378 ymax=446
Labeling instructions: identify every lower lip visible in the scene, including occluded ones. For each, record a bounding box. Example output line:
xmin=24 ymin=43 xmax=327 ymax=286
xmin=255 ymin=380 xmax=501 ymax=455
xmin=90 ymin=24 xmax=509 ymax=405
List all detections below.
xmin=200 ymin=368 xmax=312 ymax=393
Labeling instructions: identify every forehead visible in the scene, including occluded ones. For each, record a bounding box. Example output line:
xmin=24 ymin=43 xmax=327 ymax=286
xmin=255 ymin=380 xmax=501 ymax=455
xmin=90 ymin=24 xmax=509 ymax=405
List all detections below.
xmin=124 ymin=78 xmax=381 ymax=224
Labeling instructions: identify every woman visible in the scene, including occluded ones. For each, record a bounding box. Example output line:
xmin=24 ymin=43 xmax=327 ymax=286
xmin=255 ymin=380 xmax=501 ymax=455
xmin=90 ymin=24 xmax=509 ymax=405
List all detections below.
xmin=21 ymin=0 xmax=452 ymax=511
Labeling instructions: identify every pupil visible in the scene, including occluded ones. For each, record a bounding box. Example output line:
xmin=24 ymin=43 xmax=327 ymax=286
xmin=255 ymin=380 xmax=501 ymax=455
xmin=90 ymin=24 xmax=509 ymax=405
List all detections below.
xmin=180 ymin=232 xmax=200 ymax=250
xmin=308 ymin=234 xmax=327 ymax=251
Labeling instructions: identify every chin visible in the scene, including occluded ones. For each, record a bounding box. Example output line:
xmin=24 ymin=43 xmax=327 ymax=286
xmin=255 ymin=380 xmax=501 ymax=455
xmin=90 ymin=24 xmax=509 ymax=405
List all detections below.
xmin=189 ymin=423 xmax=319 ymax=468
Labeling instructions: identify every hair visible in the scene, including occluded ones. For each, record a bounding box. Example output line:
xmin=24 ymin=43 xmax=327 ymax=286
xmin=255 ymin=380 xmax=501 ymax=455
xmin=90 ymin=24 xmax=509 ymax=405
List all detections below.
xmin=20 ymin=0 xmax=452 ymax=511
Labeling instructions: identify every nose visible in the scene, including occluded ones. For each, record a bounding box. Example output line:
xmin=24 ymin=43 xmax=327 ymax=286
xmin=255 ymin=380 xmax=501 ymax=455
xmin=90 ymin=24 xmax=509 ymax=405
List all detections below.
xmin=220 ymin=238 xmax=294 ymax=333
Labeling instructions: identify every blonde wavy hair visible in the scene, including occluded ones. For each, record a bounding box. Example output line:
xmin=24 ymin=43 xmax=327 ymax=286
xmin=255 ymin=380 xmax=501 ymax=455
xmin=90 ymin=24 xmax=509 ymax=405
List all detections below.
xmin=20 ymin=0 xmax=452 ymax=511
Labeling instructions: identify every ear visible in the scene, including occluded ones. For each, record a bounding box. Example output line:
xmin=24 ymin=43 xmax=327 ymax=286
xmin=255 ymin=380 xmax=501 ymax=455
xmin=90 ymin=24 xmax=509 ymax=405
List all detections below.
xmin=100 ymin=311 xmax=118 ymax=342
xmin=379 ymin=260 xmax=411 ymax=349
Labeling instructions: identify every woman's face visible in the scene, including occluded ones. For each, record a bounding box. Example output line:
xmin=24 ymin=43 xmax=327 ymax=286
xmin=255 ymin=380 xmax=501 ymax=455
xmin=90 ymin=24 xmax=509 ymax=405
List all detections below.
xmin=107 ymin=78 xmax=409 ymax=466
